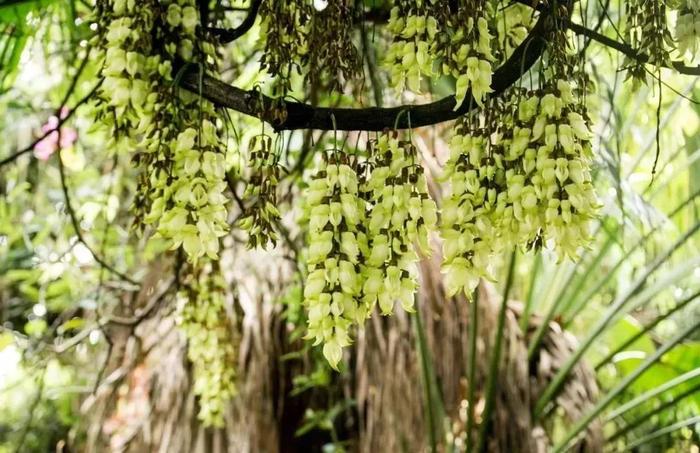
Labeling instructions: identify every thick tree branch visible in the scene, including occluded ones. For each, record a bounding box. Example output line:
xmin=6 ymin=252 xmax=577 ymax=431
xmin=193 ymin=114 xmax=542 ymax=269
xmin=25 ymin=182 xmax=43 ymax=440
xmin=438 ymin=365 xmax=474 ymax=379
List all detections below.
xmin=184 ymin=11 xmax=551 ymax=131
xmin=189 ymin=0 xmax=699 ymax=132
xmin=208 ymin=0 xmax=262 ymax=43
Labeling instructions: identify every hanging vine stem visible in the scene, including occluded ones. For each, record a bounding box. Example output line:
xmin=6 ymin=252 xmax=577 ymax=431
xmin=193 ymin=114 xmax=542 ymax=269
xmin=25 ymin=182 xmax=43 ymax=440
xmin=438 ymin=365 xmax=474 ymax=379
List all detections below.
xmin=56 ymin=134 xmax=140 ymax=286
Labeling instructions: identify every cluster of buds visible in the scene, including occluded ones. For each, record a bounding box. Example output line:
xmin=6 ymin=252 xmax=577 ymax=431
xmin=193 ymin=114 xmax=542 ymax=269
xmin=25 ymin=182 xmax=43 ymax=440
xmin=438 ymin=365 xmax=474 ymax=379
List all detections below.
xmin=305 ymin=0 xmax=362 ymax=91
xmin=176 ymin=264 xmax=238 ymax=427
xmin=259 ymin=0 xmax=312 ymax=95
xmin=304 ymin=155 xmax=368 ymax=369
xmin=385 ymin=1 xmax=441 ymax=93
xmin=238 ymin=134 xmax=281 ymax=249
xmin=441 ymin=4 xmax=495 ymax=108
xmin=624 ymin=0 xmax=671 ymax=82
xmin=674 ymin=0 xmax=700 ymax=59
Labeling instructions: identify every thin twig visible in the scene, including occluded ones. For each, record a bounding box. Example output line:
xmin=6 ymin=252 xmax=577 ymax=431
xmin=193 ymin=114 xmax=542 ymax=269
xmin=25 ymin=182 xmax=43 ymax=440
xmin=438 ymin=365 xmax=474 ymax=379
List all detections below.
xmin=56 ymin=136 xmax=139 ymax=285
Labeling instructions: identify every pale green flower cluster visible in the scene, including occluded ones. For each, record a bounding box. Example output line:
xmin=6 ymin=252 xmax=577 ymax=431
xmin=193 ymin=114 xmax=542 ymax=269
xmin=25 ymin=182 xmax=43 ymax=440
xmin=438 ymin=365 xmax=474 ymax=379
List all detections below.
xmin=385 ymin=1 xmax=497 ymax=108
xmin=145 ymin=118 xmax=229 ymax=261
xmin=442 ymin=81 xmax=598 ymax=297
xmin=146 ymin=0 xmax=228 ymax=262
xmin=385 ymin=4 xmax=440 ymax=93
xmin=441 ymin=131 xmax=500 ymax=297
xmin=238 ymin=134 xmax=282 ymax=248
xmin=95 ymin=0 xmax=235 ymax=428
xmin=303 ymin=136 xmax=437 ymax=369
xmin=362 ymin=134 xmax=435 ymax=315
xmin=675 ymin=1 xmax=700 ymax=59
xmin=97 ymin=0 xmax=166 ymax=145
xmin=445 ymin=14 xmax=495 ymax=108
xmin=304 ymin=159 xmax=368 ymax=369
xmin=95 ymin=0 xmax=229 ymax=262
xmin=507 ymin=82 xmax=598 ymax=259
xmin=177 ymin=268 xmax=237 ymax=427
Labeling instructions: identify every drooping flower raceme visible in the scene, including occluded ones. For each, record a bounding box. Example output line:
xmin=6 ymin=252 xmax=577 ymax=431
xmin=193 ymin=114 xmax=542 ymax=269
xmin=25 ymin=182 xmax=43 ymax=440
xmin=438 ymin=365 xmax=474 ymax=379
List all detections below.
xmin=238 ymin=134 xmax=282 ymax=249
xmin=95 ymin=0 xmax=164 ymax=152
xmin=504 ymin=81 xmax=598 ymax=259
xmin=176 ymin=265 xmax=238 ymax=427
xmin=361 ymin=134 xmax=436 ymax=314
xmin=443 ymin=10 xmax=495 ymax=108
xmin=385 ymin=2 xmax=440 ymax=93
xmin=441 ymin=126 xmax=502 ymax=297
xmin=95 ymin=0 xmax=236 ymax=427
xmin=303 ymin=157 xmax=368 ymax=369
xmin=145 ymin=117 xmax=229 ymax=261
xmin=302 ymin=135 xmax=437 ymax=369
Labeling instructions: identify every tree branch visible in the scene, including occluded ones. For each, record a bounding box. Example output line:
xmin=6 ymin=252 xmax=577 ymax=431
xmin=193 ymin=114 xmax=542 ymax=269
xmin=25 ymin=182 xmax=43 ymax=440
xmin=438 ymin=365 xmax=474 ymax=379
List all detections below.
xmin=512 ymin=0 xmax=700 ymax=76
xmin=189 ymin=0 xmax=699 ymax=132
xmin=565 ymin=20 xmax=700 ymax=76
xmin=208 ymin=0 xmax=262 ymax=43
xmin=184 ymin=10 xmax=551 ymax=131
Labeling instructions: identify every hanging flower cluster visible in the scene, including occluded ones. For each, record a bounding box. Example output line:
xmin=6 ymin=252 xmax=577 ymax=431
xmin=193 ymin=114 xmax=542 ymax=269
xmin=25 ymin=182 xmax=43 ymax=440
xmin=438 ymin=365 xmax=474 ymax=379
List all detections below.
xmin=259 ymin=0 xmax=312 ymax=95
xmin=95 ymin=0 xmax=236 ymax=427
xmin=385 ymin=0 xmax=499 ymax=108
xmin=94 ymin=0 xmax=163 ymax=147
xmin=442 ymin=3 xmax=495 ymax=107
xmin=145 ymin=114 xmax=229 ymax=261
xmin=361 ymin=134 xmax=436 ymax=314
xmin=441 ymin=16 xmax=599 ymax=297
xmin=507 ymin=82 xmax=598 ymax=258
xmin=385 ymin=1 xmax=441 ymax=93
xmin=441 ymin=125 xmax=502 ymax=297
xmin=142 ymin=2 xmax=227 ymax=261
xmin=624 ymin=0 xmax=671 ymax=82
xmin=94 ymin=0 xmax=228 ymax=262
xmin=302 ymin=135 xmax=436 ymax=368
xmin=304 ymin=154 xmax=368 ymax=369
xmin=177 ymin=264 xmax=238 ymax=427
xmin=238 ymin=133 xmax=281 ymax=248
xmin=674 ymin=0 xmax=700 ymax=59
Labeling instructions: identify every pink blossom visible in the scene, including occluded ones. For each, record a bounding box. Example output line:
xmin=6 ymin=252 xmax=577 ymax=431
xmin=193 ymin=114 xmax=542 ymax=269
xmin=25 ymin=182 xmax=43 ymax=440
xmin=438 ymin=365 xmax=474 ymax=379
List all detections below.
xmin=33 ymin=107 xmax=78 ymax=161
